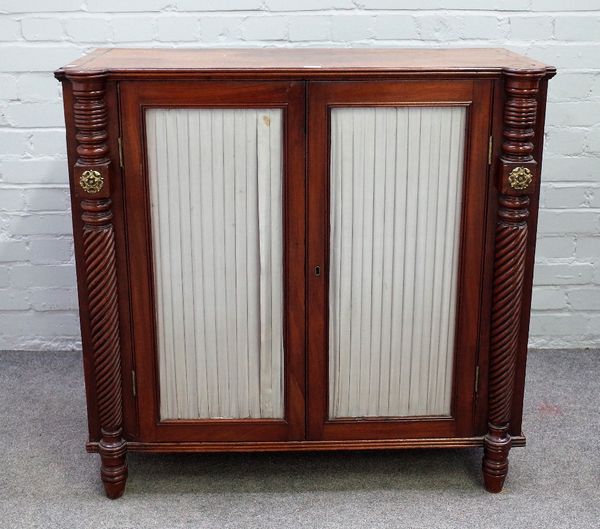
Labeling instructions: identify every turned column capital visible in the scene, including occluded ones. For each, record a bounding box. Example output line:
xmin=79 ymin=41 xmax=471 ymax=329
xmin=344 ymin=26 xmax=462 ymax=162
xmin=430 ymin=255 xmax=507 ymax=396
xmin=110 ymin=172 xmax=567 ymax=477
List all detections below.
xmin=496 ymin=68 xmax=545 ymax=199
xmin=66 ymin=72 xmax=112 ymax=202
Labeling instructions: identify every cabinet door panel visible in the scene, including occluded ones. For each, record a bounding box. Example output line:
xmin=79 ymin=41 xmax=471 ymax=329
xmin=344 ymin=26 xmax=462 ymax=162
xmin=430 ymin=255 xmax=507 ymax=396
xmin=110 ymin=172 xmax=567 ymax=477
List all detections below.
xmin=307 ymin=80 xmax=493 ymax=440
xmin=146 ymin=108 xmax=284 ymax=420
xmin=329 ymin=106 xmax=466 ymax=419
xmin=120 ymin=82 xmax=305 ymax=442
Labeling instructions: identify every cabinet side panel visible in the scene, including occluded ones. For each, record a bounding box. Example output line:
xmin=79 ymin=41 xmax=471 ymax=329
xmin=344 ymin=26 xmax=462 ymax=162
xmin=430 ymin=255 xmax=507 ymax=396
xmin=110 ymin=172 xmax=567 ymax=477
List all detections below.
xmin=510 ymin=77 xmax=550 ymax=437
xmin=60 ymin=79 xmax=101 ymax=442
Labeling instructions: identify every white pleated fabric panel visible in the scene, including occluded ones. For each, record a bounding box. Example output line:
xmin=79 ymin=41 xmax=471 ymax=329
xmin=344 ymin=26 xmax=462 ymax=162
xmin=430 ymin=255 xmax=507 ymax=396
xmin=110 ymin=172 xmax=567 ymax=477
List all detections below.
xmin=329 ymin=106 xmax=466 ymax=418
xmin=146 ymin=108 xmax=284 ymax=420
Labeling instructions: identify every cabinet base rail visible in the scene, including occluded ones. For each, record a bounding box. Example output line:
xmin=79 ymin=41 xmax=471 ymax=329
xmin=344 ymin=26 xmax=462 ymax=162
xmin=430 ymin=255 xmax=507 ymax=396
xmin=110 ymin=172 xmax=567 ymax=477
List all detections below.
xmin=86 ymin=435 xmax=526 ymax=454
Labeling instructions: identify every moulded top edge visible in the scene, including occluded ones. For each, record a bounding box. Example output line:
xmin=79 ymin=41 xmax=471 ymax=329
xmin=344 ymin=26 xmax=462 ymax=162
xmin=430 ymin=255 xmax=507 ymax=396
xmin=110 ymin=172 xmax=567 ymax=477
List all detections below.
xmin=54 ymin=47 xmax=556 ymax=80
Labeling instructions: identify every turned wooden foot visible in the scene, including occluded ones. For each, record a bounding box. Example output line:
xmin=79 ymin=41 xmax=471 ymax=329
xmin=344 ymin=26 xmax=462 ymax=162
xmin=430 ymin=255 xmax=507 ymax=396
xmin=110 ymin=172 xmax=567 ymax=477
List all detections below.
xmin=102 ymin=477 xmax=127 ymax=500
xmin=99 ymin=430 xmax=128 ymax=499
xmin=482 ymin=424 xmax=511 ymax=493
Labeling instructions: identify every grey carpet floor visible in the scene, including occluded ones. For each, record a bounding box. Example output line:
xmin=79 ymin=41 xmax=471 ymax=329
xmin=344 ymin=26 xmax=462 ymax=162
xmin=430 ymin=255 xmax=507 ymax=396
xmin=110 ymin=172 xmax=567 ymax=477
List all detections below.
xmin=0 ymin=349 xmax=598 ymax=529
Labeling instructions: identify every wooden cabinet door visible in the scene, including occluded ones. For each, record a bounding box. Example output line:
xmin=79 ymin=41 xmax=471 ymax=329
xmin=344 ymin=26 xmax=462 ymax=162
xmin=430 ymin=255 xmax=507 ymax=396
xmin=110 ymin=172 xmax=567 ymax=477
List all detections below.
xmin=306 ymin=80 xmax=493 ymax=440
xmin=120 ymin=81 xmax=305 ymax=442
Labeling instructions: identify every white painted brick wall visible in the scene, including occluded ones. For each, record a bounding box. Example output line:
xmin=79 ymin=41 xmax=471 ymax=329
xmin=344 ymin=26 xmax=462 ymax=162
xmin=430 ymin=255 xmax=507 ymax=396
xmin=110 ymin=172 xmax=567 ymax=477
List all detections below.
xmin=1 ymin=1 xmax=599 ymax=351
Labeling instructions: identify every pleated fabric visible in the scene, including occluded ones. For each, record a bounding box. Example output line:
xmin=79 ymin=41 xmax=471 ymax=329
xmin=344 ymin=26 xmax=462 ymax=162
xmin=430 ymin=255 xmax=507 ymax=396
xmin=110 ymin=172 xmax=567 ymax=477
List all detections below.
xmin=146 ymin=108 xmax=284 ymax=420
xmin=328 ymin=106 xmax=466 ymax=418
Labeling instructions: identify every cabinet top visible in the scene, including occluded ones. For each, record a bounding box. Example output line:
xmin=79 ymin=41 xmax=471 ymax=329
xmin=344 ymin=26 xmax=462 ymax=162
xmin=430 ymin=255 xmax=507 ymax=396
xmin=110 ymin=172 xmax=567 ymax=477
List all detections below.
xmin=55 ymin=48 xmax=555 ymax=80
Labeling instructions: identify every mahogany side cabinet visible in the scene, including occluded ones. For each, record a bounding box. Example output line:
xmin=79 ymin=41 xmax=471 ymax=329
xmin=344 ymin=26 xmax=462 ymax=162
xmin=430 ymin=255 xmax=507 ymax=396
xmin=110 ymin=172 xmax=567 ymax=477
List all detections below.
xmin=55 ymin=48 xmax=555 ymax=498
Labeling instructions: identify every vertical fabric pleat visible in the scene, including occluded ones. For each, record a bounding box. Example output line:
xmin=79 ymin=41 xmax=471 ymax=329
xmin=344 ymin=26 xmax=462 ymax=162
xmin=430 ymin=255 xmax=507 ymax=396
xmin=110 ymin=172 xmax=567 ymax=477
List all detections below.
xmin=329 ymin=106 xmax=466 ymax=418
xmin=146 ymin=108 xmax=284 ymax=420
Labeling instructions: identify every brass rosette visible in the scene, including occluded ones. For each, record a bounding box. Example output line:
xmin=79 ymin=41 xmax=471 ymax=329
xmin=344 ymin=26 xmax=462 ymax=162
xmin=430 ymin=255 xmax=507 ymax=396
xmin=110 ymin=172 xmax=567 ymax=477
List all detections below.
xmin=508 ymin=166 xmax=533 ymax=190
xmin=80 ymin=169 xmax=104 ymax=194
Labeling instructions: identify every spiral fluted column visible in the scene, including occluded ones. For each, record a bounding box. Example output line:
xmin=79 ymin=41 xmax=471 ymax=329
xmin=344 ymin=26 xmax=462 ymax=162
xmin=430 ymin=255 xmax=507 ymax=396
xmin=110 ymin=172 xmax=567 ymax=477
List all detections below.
xmin=68 ymin=72 xmax=127 ymax=499
xmin=483 ymin=69 xmax=545 ymax=493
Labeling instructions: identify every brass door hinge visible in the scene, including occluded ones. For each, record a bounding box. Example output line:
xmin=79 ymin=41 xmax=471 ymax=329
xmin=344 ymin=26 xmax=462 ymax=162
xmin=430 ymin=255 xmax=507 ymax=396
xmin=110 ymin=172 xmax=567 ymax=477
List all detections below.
xmin=118 ymin=137 xmax=124 ymax=168
xmin=132 ymin=369 xmax=137 ymax=398
xmin=474 ymin=365 xmax=480 ymax=394
xmin=488 ymin=135 xmax=493 ymax=166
